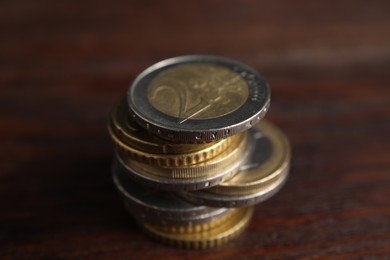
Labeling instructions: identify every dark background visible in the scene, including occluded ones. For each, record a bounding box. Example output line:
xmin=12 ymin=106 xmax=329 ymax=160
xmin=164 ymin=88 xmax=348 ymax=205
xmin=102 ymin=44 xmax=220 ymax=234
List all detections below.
xmin=1 ymin=0 xmax=390 ymax=259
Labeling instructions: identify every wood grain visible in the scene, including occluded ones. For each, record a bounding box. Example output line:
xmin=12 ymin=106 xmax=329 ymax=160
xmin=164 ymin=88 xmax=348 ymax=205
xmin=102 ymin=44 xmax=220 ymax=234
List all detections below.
xmin=1 ymin=0 xmax=390 ymax=258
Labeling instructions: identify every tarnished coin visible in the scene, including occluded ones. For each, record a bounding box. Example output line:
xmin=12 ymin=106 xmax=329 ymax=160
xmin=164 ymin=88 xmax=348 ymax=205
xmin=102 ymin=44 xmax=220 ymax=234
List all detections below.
xmin=180 ymin=120 xmax=291 ymax=207
xmin=117 ymin=132 xmax=249 ymax=191
xmin=112 ymin=160 xmax=230 ymax=226
xmin=127 ymin=55 xmax=270 ymax=143
xmin=140 ymin=207 xmax=253 ymax=249
xmin=109 ymin=99 xmax=236 ymax=167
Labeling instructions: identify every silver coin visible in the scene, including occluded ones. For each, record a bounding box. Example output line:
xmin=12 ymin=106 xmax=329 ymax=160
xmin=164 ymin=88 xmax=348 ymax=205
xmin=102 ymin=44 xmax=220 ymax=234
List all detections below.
xmin=179 ymin=121 xmax=291 ymax=207
xmin=127 ymin=55 xmax=270 ymax=143
xmin=124 ymin=202 xmax=233 ymax=226
xmin=112 ymin=159 xmax=230 ymax=225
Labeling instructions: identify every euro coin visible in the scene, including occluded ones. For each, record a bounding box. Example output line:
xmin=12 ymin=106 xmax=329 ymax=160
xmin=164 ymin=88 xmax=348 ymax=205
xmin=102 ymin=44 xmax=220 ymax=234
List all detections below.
xmin=112 ymin=160 xmax=230 ymax=225
xmin=109 ymin=98 xmax=235 ymax=167
xmin=140 ymin=207 xmax=253 ymax=249
xmin=127 ymin=55 xmax=270 ymax=143
xmin=131 ymin=206 xmax=236 ymax=234
xmin=117 ymin=132 xmax=249 ymax=191
xmin=180 ymin=120 xmax=290 ymax=207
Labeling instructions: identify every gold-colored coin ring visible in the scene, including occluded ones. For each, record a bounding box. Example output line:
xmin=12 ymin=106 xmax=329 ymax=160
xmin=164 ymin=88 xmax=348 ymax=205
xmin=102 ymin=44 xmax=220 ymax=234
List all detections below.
xmin=121 ymin=132 xmax=247 ymax=180
xmin=108 ymin=99 xmax=235 ymax=167
xmin=206 ymin=120 xmax=291 ymax=196
xmin=140 ymin=207 xmax=253 ymax=249
xmin=131 ymin=207 xmax=237 ymax=235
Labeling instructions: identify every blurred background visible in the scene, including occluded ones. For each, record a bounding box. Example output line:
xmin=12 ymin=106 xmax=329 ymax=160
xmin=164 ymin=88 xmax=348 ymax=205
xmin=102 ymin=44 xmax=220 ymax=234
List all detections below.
xmin=1 ymin=0 xmax=390 ymax=258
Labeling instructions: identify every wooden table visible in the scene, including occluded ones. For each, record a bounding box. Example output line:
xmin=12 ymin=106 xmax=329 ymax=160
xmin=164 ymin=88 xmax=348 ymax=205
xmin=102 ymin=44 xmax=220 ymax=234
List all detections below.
xmin=2 ymin=1 xmax=390 ymax=258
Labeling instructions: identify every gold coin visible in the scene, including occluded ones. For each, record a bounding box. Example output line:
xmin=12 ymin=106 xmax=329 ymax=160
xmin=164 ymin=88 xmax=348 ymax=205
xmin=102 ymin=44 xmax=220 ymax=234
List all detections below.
xmin=132 ymin=208 xmax=237 ymax=235
xmin=108 ymin=98 xmax=235 ymax=167
xmin=122 ymin=132 xmax=247 ymax=179
xmin=148 ymin=64 xmax=249 ymax=121
xmin=140 ymin=207 xmax=253 ymax=249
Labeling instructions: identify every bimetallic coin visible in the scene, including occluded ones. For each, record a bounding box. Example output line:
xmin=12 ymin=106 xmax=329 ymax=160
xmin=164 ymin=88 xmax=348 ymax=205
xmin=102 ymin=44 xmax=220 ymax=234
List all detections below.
xmin=180 ymin=169 xmax=288 ymax=208
xmin=180 ymin=120 xmax=291 ymax=207
xmin=127 ymin=55 xmax=270 ymax=143
xmin=117 ymin=132 xmax=249 ymax=191
xmin=112 ymin=160 xmax=227 ymax=225
xmin=109 ymin=100 xmax=238 ymax=167
xmin=109 ymin=99 xmax=234 ymax=167
xmin=140 ymin=207 xmax=253 ymax=249
xmin=109 ymin=98 xmax=216 ymax=154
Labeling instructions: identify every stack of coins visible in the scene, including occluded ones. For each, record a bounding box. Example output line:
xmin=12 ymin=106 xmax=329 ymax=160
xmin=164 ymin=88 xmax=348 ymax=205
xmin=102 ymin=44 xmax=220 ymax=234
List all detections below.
xmin=108 ymin=55 xmax=291 ymax=249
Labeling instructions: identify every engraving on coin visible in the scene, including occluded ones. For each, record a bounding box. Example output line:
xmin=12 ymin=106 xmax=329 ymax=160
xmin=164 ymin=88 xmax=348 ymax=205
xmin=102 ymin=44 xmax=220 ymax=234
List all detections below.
xmin=147 ymin=65 xmax=249 ymax=123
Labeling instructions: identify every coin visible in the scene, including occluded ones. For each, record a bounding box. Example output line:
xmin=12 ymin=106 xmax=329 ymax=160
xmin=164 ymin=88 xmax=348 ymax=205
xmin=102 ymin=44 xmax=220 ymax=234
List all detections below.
xmin=136 ymin=209 xmax=237 ymax=234
xmin=180 ymin=172 xmax=288 ymax=208
xmin=125 ymin=201 xmax=232 ymax=227
xmin=121 ymin=132 xmax=246 ymax=179
xmin=112 ymin=160 xmax=229 ymax=225
xmin=140 ymin=207 xmax=253 ymax=249
xmin=117 ymin=132 xmax=249 ymax=191
xmin=109 ymin=99 xmax=234 ymax=166
xmin=109 ymin=99 xmax=244 ymax=167
xmin=180 ymin=120 xmax=291 ymax=207
xmin=127 ymin=55 xmax=270 ymax=143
